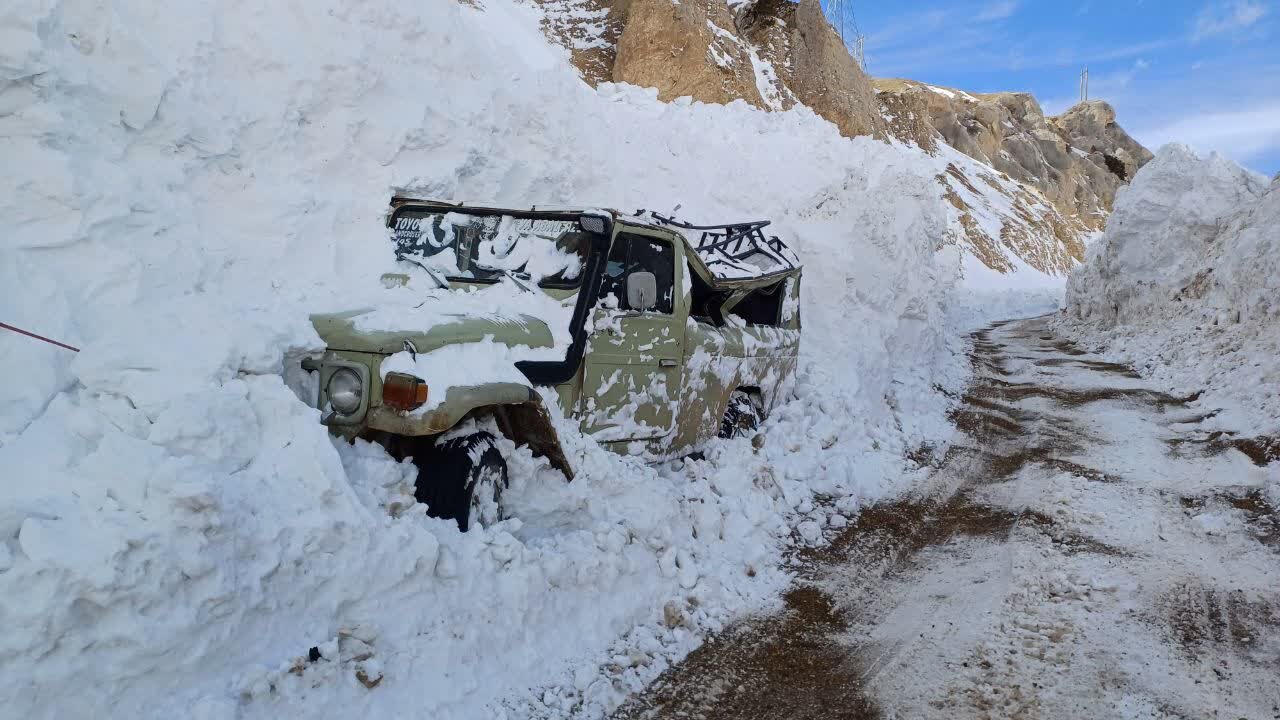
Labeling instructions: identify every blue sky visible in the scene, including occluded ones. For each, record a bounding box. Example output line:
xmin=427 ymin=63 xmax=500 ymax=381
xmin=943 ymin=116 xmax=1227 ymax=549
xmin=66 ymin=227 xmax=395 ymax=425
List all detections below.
xmin=826 ymin=0 xmax=1280 ymax=175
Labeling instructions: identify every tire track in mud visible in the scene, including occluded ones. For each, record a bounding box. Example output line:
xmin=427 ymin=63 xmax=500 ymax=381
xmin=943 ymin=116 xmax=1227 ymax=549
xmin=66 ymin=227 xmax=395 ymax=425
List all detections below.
xmin=613 ymin=316 xmax=1280 ymax=720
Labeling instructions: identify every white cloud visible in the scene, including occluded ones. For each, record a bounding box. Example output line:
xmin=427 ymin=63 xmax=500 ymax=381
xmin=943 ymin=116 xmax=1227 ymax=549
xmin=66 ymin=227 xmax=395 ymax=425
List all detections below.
xmin=977 ymin=1 xmax=1020 ymax=21
xmin=1081 ymin=57 xmax=1154 ymax=100
xmin=1035 ymin=39 xmax=1177 ymax=71
xmin=1136 ymin=101 xmax=1280 ymax=167
xmin=1193 ymin=0 xmax=1269 ymax=41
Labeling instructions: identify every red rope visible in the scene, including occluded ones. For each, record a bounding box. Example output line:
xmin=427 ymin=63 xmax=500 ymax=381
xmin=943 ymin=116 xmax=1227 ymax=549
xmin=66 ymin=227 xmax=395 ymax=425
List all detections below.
xmin=0 ymin=322 xmax=80 ymax=352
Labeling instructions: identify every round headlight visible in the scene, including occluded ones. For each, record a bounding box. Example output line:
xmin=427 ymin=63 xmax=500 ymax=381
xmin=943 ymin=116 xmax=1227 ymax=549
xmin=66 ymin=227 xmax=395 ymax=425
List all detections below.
xmin=327 ymin=368 xmax=363 ymax=415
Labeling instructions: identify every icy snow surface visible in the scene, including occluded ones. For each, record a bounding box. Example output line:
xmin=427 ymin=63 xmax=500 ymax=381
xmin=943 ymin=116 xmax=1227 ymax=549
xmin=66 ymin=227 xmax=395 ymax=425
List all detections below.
xmin=0 ymin=0 xmax=1060 ymax=718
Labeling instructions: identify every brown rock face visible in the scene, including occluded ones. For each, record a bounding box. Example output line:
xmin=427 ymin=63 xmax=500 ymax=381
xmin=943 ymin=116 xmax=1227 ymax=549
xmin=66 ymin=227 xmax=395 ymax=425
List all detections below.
xmin=786 ymin=0 xmax=884 ymax=139
xmin=875 ymin=84 xmax=936 ymax=153
xmin=534 ymin=0 xmax=883 ymax=139
xmin=874 ymin=80 xmax=1153 ymax=234
xmin=534 ymin=0 xmax=625 ymax=86
xmin=613 ymin=0 xmax=764 ymax=107
xmin=737 ymin=0 xmax=884 ymax=138
xmin=733 ymin=0 xmax=800 ymax=110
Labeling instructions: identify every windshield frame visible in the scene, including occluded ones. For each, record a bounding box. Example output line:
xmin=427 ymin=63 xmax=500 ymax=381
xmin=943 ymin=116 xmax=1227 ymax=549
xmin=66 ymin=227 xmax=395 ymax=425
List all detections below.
xmin=385 ymin=199 xmax=615 ymax=386
xmin=387 ymin=204 xmax=598 ymax=290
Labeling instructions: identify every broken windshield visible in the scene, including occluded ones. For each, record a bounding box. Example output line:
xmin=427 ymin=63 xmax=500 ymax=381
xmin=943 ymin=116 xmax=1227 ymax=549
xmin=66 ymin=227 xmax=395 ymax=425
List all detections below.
xmin=390 ymin=209 xmax=589 ymax=288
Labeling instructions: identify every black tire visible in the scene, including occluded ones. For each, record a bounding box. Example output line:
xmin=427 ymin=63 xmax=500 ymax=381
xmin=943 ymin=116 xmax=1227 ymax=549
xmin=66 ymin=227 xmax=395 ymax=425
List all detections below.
xmin=719 ymin=390 xmax=761 ymax=439
xmin=413 ymin=431 xmax=509 ymax=532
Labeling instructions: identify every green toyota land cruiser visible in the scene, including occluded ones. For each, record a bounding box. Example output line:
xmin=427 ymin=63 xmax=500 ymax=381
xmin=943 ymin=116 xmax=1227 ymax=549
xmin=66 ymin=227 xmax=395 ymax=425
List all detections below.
xmin=300 ymin=198 xmax=802 ymax=530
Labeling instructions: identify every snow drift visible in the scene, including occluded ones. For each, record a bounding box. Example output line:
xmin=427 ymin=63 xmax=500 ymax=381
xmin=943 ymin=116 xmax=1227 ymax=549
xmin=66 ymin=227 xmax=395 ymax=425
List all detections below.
xmin=0 ymin=0 xmax=992 ymax=718
xmin=1058 ymin=144 xmax=1280 ymax=435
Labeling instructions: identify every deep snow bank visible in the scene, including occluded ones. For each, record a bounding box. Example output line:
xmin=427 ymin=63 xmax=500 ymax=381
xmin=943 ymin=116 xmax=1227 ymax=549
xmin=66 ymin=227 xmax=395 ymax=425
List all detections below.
xmin=1 ymin=0 xmax=968 ymax=718
xmin=1057 ymin=144 xmax=1280 ymax=435
xmin=949 ymin=251 xmax=1066 ymax=331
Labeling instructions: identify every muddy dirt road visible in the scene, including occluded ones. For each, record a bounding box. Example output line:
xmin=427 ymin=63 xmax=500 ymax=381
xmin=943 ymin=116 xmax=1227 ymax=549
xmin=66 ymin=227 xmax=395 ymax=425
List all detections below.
xmin=615 ymin=316 xmax=1280 ymax=720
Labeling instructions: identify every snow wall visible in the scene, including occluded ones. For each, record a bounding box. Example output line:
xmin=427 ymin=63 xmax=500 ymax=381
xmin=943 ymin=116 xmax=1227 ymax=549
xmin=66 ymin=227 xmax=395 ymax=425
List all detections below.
xmin=1057 ymin=144 xmax=1280 ymax=435
xmin=2 ymin=1 xmax=976 ymax=718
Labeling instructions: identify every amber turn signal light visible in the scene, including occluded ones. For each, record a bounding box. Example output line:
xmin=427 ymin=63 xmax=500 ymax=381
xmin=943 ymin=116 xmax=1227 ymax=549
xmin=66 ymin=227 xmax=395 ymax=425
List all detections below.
xmin=382 ymin=372 xmax=428 ymax=411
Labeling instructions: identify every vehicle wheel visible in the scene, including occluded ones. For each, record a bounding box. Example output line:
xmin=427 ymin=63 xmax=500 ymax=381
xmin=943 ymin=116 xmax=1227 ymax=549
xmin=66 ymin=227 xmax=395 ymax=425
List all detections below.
xmin=719 ymin=390 xmax=762 ymax=439
xmin=413 ymin=431 xmax=509 ymax=532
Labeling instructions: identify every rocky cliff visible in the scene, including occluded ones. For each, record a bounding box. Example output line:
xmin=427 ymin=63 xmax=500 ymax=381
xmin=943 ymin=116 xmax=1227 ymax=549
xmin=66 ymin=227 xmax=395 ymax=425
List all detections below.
xmin=874 ymin=80 xmax=1153 ymax=235
xmin=529 ymin=0 xmax=1151 ymax=279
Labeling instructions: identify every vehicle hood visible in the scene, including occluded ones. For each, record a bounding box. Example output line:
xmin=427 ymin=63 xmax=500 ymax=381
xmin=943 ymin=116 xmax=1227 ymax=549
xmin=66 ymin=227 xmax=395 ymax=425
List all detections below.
xmin=311 ymin=308 xmax=557 ymax=355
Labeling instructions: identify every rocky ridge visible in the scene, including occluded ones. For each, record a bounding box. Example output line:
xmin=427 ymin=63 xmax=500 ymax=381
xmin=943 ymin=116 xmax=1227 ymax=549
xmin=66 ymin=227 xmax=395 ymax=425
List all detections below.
xmin=875 ymin=79 xmax=1153 ymax=236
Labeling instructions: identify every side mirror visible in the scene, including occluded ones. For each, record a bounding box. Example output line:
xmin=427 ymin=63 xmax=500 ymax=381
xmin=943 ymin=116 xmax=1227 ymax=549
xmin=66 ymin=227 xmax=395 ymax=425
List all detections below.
xmin=627 ymin=271 xmax=658 ymax=311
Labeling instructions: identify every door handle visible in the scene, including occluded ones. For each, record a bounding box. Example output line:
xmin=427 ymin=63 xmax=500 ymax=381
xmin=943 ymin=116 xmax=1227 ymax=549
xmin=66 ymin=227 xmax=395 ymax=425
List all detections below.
xmin=659 ymin=359 xmax=677 ymax=368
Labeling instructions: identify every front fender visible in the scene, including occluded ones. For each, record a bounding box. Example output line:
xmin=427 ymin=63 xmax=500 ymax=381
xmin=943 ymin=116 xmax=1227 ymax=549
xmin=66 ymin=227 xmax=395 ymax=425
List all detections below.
xmin=365 ymin=382 xmax=538 ymax=436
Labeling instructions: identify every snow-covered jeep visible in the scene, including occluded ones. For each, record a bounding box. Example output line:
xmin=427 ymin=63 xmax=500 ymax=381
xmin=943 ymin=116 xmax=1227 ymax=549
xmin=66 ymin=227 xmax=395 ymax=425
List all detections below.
xmin=302 ymin=198 xmax=802 ymax=529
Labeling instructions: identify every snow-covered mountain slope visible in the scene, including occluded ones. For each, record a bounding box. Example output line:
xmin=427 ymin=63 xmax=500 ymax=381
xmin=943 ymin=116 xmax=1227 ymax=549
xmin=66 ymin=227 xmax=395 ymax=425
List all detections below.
xmin=528 ymin=0 xmax=1113 ymax=297
xmin=0 ymin=0 xmax=1069 ymax=718
xmin=1056 ymin=144 xmax=1280 ymax=439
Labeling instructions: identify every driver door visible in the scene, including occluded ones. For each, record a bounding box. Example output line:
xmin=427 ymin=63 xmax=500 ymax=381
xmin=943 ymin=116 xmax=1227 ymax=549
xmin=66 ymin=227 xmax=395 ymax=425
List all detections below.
xmin=578 ymin=229 xmax=684 ymax=443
